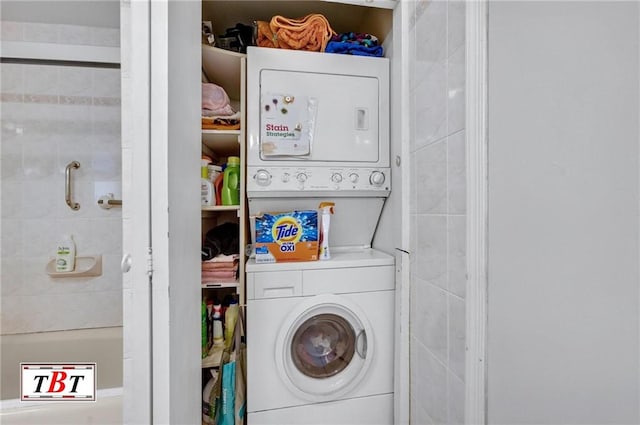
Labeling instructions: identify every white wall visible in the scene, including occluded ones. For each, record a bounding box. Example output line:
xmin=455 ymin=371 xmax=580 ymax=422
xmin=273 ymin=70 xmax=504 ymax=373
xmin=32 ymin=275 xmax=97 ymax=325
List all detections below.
xmin=407 ymin=1 xmax=466 ymax=423
xmin=0 ymin=20 xmax=122 ymax=334
xmin=488 ymin=1 xmax=640 ymax=423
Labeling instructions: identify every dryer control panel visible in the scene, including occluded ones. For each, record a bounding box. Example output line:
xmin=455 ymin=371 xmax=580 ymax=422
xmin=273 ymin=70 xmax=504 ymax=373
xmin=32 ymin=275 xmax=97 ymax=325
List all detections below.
xmin=247 ymin=166 xmax=390 ymax=196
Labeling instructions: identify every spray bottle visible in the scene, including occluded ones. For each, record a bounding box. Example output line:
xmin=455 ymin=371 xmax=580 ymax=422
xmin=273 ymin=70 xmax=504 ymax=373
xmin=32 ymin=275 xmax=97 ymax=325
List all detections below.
xmin=318 ymin=202 xmax=335 ymax=260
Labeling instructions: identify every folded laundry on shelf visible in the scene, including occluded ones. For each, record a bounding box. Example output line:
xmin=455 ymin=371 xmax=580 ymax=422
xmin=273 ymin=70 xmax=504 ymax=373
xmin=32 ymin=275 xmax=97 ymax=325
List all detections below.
xmin=325 ymin=32 xmax=384 ymax=57
xmin=204 ymin=253 xmax=239 ymax=263
xmin=257 ymin=14 xmax=336 ymax=52
xmin=201 ymin=116 xmax=240 ymax=131
xmin=201 ymin=261 xmax=238 ymax=271
xmin=202 ymin=82 xmax=235 ymax=116
xmin=201 ymin=270 xmax=237 ymax=280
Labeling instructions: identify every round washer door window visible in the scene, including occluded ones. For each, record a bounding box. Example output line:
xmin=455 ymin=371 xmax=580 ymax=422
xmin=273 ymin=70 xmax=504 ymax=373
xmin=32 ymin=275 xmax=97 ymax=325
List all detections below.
xmin=290 ymin=313 xmax=356 ymax=379
xmin=275 ymin=293 xmax=374 ymax=402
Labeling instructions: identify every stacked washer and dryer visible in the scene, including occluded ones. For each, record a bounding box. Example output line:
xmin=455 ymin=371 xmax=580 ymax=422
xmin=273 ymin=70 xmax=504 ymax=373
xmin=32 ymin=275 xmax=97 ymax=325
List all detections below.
xmin=245 ymin=46 xmax=394 ymax=425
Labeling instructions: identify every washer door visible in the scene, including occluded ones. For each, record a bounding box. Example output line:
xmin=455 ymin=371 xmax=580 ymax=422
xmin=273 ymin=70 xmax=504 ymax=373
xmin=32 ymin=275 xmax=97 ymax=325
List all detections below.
xmin=275 ymin=294 xmax=374 ymax=401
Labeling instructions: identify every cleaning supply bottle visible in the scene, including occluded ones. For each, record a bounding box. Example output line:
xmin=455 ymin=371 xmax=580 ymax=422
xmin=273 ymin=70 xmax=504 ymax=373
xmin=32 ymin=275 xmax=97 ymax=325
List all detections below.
xmin=224 ymin=298 xmax=239 ymax=348
xmin=221 ymin=156 xmax=240 ymax=206
xmin=201 ymin=165 xmax=215 ymax=206
xmin=213 ymin=303 xmax=224 ymax=346
xmin=55 ymin=234 xmax=76 ymax=272
xmin=318 ymin=202 xmax=335 ymax=260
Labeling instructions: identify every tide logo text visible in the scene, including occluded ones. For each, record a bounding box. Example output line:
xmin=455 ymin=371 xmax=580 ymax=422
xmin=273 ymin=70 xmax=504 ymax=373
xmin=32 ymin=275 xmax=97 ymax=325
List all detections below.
xmin=21 ymin=363 xmax=96 ymax=401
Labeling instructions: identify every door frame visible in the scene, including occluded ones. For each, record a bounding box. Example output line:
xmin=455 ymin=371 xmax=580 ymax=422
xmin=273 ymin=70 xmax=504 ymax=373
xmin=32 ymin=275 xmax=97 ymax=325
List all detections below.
xmin=465 ymin=0 xmax=488 ymax=424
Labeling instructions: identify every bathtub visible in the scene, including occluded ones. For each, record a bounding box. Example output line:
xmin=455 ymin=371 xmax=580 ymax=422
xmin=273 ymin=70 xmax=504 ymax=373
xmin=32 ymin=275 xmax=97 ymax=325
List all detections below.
xmin=0 ymin=327 xmax=123 ymax=425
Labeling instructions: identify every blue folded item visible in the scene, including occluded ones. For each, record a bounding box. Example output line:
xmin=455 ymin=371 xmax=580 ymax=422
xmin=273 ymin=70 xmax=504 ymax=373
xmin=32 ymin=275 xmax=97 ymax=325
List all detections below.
xmin=325 ymin=41 xmax=384 ymax=57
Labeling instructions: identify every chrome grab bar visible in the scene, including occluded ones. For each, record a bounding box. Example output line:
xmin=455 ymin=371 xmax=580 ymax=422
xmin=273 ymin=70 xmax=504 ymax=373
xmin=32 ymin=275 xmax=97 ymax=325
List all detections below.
xmin=97 ymin=199 xmax=122 ymax=207
xmin=65 ymin=161 xmax=80 ymax=210
xmin=97 ymin=193 xmax=122 ymax=209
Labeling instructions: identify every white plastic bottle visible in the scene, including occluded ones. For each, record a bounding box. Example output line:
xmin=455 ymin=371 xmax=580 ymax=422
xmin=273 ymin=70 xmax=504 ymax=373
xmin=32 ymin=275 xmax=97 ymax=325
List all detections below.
xmin=318 ymin=202 xmax=335 ymax=260
xmin=56 ymin=234 xmax=76 ymax=272
xmin=201 ymin=165 xmax=215 ymax=206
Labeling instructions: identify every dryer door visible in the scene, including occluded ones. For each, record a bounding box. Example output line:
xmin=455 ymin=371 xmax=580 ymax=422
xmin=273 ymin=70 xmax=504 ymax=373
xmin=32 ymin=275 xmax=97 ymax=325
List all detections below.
xmin=275 ymin=294 xmax=374 ymax=402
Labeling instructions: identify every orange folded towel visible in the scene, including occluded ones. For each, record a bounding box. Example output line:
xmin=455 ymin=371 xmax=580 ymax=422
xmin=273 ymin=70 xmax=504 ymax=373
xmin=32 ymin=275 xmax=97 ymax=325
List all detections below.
xmin=257 ymin=14 xmax=336 ymax=52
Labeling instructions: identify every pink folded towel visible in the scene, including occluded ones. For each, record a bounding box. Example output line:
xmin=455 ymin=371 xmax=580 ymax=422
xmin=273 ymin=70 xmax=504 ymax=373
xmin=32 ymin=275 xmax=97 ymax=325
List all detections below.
xmin=201 ymin=262 xmax=238 ymax=271
xmin=201 ymin=270 xmax=237 ymax=280
xmin=202 ymin=83 xmax=235 ymax=116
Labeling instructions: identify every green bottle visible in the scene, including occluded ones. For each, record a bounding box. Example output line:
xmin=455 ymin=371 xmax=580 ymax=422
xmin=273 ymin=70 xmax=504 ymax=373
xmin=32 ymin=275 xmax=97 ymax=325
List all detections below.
xmin=221 ymin=156 xmax=240 ymax=206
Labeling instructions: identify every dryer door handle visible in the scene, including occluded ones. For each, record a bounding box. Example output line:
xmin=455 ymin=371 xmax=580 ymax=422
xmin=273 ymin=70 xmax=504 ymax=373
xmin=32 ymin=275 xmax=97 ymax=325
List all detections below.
xmin=356 ymin=329 xmax=368 ymax=359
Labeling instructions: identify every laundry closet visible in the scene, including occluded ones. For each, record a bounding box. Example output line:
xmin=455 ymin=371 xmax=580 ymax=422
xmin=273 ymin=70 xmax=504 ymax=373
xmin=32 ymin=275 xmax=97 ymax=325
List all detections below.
xmin=122 ymin=1 xmax=406 ymax=424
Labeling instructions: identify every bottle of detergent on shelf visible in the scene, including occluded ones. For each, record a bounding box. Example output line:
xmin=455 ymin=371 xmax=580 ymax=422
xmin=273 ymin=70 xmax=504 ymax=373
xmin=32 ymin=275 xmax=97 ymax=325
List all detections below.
xmin=201 ymin=164 xmax=215 ymax=207
xmin=221 ymin=156 xmax=240 ymax=206
xmin=212 ymin=302 xmax=224 ymax=346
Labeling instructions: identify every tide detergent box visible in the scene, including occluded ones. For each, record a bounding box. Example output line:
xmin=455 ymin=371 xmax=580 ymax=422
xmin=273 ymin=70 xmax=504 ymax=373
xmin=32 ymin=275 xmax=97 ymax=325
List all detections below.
xmin=254 ymin=210 xmax=319 ymax=263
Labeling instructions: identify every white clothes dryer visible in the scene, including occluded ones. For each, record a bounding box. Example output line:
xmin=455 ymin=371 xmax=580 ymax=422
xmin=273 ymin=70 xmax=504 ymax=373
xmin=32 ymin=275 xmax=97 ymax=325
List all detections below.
xmin=246 ymin=248 xmax=395 ymax=425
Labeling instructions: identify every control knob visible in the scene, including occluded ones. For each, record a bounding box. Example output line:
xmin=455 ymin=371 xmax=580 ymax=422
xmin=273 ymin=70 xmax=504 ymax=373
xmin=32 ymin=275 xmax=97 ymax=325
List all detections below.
xmin=331 ymin=173 xmax=343 ymax=183
xmin=255 ymin=169 xmax=271 ymax=186
xmin=369 ymin=171 xmax=385 ymax=186
xmin=297 ymin=173 xmax=308 ymax=183
xmin=349 ymin=173 xmax=359 ymax=183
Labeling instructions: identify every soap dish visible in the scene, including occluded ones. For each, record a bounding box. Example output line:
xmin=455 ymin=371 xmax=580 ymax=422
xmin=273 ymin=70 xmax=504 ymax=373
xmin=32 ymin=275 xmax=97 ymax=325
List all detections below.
xmin=46 ymin=255 xmax=102 ymax=278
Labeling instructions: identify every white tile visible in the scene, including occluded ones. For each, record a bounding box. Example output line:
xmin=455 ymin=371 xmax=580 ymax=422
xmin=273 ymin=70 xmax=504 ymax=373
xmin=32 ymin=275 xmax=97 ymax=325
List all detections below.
xmin=22 ymin=139 xmax=57 ymax=180
xmin=413 ymin=279 xmax=448 ymax=364
xmin=447 ymin=0 xmax=466 ymax=58
xmin=415 ymin=215 xmax=447 ymax=288
xmin=89 ymin=254 xmax=123 ymax=292
xmin=22 ymin=22 xmax=58 ymax=43
xmin=447 ymin=131 xmax=466 ymax=214
xmin=414 ymin=60 xmax=447 ymax=148
xmin=24 ymin=64 xmax=59 ymax=95
xmin=1 ymin=181 xmax=23 ymax=219
xmin=1 ymin=219 xmax=22 ymax=258
xmin=91 ymin=217 xmax=123 ymax=256
xmin=92 ymin=68 xmax=121 ymax=98
xmin=0 ymin=257 xmax=23 ymax=296
xmin=411 ymin=395 xmax=435 ymax=425
xmin=59 ymin=66 xmax=93 ymax=97
xmin=448 ymin=373 xmax=465 ymax=425
xmin=1 ymin=138 xmax=22 ymax=181
xmin=92 ymin=27 xmax=120 ymax=47
xmin=447 ymin=46 xmax=465 ymax=136
xmin=412 ymin=338 xmax=448 ymax=424
xmin=416 ymin=140 xmax=447 ymax=214
xmin=58 ymin=24 xmax=92 ymax=46
xmin=1 ymin=294 xmax=33 ymax=334
xmin=416 ymin=0 xmax=447 ymax=67
xmin=1 ymin=21 xmax=24 ymax=41
xmin=447 ymin=215 xmax=466 ymax=298
xmin=21 ymin=218 xmax=57 ymax=258
xmin=448 ymin=294 xmax=466 ymax=381
xmin=92 ymin=146 xmax=122 ymax=180
xmin=1 ymin=63 xmax=24 ymax=93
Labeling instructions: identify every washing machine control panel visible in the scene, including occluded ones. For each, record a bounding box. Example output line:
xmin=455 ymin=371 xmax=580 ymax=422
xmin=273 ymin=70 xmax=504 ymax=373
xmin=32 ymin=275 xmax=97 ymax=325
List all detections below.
xmin=247 ymin=166 xmax=391 ymax=195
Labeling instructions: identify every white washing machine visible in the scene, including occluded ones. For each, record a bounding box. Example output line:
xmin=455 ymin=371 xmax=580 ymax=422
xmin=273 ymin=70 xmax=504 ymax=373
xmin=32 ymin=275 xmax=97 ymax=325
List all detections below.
xmin=245 ymin=47 xmax=394 ymax=424
xmin=246 ymin=248 xmax=395 ymax=424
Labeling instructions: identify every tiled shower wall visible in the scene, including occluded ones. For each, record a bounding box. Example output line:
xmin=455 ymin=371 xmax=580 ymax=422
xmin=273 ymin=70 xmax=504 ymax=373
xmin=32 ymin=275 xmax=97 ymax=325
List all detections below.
xmin=408 ymin=1 xmax=466 ymax=424
xmin=0 ymin=21 xmax=122 ymax=334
